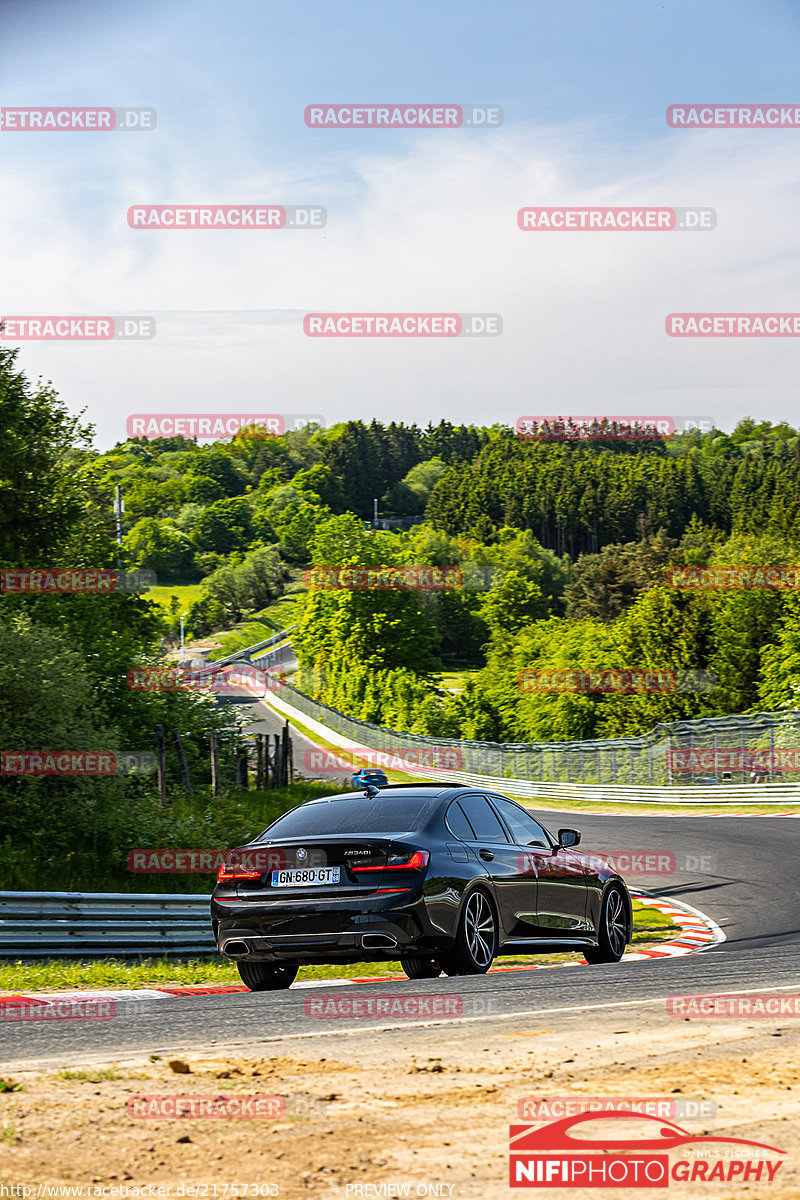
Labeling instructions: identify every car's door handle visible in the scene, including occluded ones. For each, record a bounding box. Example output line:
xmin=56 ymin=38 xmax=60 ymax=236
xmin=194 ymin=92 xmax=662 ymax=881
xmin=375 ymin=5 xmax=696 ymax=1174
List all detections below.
xmin=479 ymin=849 xmax=494 ymax=861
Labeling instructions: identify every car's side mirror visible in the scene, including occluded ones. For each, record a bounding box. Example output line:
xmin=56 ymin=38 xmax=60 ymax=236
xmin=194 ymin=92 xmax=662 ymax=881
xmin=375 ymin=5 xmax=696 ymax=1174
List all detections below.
xmin=557 ymin=828 xmax=581 ymax=848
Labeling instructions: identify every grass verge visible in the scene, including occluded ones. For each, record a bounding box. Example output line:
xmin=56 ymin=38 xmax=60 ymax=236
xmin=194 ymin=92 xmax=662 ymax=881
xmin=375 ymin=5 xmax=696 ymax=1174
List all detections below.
xmin=0 ymin=900 xmax=680 ymax=993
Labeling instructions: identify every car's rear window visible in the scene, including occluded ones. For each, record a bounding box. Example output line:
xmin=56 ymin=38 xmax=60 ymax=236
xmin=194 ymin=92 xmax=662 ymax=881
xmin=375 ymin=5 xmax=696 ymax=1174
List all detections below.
xmin=258 ymin=795 xmax=431 ymax=837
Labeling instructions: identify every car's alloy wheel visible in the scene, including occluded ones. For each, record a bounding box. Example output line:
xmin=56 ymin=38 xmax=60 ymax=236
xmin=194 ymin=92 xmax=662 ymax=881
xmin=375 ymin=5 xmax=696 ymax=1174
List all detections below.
xmin=584 ymin=885 xmax=628 ymax=964
xmin=442 ymin=888 xmax=497 ymax=975
xmin=237 ymin=961 xmax=299 ymax=991
xmin=400 ymin=955 xmax=442 ymax=979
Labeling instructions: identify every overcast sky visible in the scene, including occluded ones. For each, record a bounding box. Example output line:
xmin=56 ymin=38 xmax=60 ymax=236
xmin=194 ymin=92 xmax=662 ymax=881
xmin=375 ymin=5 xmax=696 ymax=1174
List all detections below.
xmin=2 ymin=0 xmax=799 ymax=447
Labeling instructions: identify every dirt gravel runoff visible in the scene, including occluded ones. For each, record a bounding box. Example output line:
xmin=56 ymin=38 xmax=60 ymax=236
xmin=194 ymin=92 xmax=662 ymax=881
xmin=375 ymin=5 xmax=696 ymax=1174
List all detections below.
xmin=0 ymin=1002 xmax=797 ymax=1198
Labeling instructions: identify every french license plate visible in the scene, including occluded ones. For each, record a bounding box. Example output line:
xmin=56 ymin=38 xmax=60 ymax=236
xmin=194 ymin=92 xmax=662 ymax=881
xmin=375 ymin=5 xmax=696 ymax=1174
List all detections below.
xmin=271 ymin=867 xmax=340 ymax=888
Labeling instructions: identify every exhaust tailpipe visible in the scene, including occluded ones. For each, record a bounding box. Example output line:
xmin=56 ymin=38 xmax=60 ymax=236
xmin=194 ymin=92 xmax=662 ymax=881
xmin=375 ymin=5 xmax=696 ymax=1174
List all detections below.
xmin=223 ymin=939 xmax=249 ymax=958
xmin=361 ymin=932 xmax=398 ymax=949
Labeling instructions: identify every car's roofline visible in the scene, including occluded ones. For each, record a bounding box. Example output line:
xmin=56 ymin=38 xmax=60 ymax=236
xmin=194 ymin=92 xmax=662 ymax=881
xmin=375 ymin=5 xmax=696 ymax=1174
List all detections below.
xmin=313 ymin=783 xmax=468 ymax=801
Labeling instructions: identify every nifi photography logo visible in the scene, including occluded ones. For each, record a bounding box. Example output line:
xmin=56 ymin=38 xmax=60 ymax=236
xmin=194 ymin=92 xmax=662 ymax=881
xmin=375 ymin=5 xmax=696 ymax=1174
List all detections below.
xmin=509 ymin=1110 xmax=785 ymax=1188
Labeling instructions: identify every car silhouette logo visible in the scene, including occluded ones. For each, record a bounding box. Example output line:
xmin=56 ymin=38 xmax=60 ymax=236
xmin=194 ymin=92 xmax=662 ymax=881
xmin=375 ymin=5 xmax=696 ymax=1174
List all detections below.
xmin=509 ymin=1111 xmax=786 ymax=1155
xmin=296 ymin=848 xmax=307 ymax=861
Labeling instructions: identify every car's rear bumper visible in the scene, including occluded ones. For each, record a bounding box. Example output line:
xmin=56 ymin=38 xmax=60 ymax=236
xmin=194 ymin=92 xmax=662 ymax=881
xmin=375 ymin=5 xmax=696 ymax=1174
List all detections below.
xmin=210 ymin=889 xmax=440 ymax=962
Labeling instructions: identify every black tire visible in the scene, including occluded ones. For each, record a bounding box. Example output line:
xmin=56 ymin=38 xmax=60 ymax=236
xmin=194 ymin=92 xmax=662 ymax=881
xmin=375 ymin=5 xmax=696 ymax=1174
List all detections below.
xmin=441 ymin=888 xmax=497 ymax=976
xmin=400 ymin=955 xmax=442 ymax=980
xmin=237 ymin=961 xmax=299 ymax=991
xmin=584 ymin=885 xmax=629 ymax=964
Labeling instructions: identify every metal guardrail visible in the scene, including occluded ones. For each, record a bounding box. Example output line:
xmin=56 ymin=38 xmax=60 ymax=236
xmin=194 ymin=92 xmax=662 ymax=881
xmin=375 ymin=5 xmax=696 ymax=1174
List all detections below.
xmin=0 ymin=892 xmax=216 ymax=959
xmin=261 ymin=679 xmax=800 ymax=789
xmin=418 ymin=773 xmax=800 ymax=806
xmin=262 ymin=689 xmax=800 ymax=806
xmin=250 ymin=641 xmax=298 ymax=672
xmin=219 ymin=633 xmax=800 ymax=795
xmin=210 ymin=625 xmax=298 ymax=669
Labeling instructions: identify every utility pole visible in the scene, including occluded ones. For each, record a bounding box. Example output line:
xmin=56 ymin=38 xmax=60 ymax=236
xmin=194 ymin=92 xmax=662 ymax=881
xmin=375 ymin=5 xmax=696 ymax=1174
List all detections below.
xmin=373 ymin=497 xmax=378 ymax=528
xmin=114 ymin=485 xmax=124 ymax=568
xmin=114 ymin=485 xmax=124 ymax=545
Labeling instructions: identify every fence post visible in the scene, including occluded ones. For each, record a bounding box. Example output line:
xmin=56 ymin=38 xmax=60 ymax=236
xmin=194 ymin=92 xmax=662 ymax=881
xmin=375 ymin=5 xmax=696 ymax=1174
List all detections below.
xmin=281 ymin=722 xmax=291 ymax=787
xmin=155 ymin=724 xmax=167 ymax=805
xmin=210 ymin=731 xmax=220 ymax=797
xmin=256 ymin=734 xmax=266 ymax=790
xmin=172 ymin=729 xmax=193 ymax=798
xmin=272 ymin=733 xmax=281 ymax=787
xmin=237 ymin=745 xmax=249 ymax=789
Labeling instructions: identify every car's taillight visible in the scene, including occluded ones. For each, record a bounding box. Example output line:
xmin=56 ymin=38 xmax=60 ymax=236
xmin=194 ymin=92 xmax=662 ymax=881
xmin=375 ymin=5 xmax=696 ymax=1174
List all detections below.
xmin=352 ymin=850 xmax=430 ymax=873
xmin=217 ymin=863 xmax=263 ymax=882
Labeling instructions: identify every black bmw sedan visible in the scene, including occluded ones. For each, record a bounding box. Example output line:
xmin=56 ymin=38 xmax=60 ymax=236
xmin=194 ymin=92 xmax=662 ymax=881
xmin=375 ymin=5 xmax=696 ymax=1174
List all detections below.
xmin=210 ymin=784 xmax=632 ymax=990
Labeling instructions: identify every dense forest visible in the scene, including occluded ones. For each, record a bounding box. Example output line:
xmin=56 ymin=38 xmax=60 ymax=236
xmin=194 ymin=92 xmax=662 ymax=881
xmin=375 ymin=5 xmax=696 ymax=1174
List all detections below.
xmin=3 ymin=342 xmax=800 ymax=818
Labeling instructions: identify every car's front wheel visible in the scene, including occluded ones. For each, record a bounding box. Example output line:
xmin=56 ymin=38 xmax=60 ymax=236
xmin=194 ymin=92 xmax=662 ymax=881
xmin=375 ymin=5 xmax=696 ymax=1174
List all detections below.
xmin=400 ymin=955 xmax=442 ymax=979
xmin=584 ymin=885 xmax=628 ymax=964
xmin=441 ymin=888 xmax=497 ymax=975
xmin=237 ymin=961 xmax=298 ymax=991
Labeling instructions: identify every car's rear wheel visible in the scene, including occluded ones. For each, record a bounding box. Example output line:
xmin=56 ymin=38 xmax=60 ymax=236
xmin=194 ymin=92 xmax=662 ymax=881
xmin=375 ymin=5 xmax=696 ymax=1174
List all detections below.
xmin=400 ymin=955 xmax=442 ymax=979
xmin=441 ymin=888 xmax=497 ymax=975
xmin=236 ymin=961 xmax=298 ymax=991
xmin=584 ymin=885 xmax=628 ymax=964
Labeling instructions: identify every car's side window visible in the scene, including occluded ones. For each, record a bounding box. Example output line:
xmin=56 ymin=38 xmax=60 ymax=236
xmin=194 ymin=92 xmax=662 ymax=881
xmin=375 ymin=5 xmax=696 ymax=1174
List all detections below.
xmin=490 ymin=796 xmax=551 ymax=847
xmin=445 ymin=801 xmax=476 ymax=841
xmin=458 ymin=794 xmax=510 ymax=842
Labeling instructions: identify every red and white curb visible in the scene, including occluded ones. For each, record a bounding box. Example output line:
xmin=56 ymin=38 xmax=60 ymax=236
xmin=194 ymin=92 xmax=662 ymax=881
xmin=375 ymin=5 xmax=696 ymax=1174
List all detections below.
xmin=0 ymin=892 xmax=723 ymax=1010
xmin=621 ymin=891 xmax=725 ymax=961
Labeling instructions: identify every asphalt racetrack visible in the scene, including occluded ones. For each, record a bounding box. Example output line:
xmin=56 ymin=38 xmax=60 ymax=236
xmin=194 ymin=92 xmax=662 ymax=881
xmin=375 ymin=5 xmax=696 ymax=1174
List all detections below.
xmin=3 ymin=804 xmax=799 ymax=1070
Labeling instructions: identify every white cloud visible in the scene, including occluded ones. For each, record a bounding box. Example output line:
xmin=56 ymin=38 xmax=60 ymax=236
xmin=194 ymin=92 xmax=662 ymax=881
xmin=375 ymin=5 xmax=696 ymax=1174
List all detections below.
xmin=3 ymin=121 xmax=799 ymax=445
